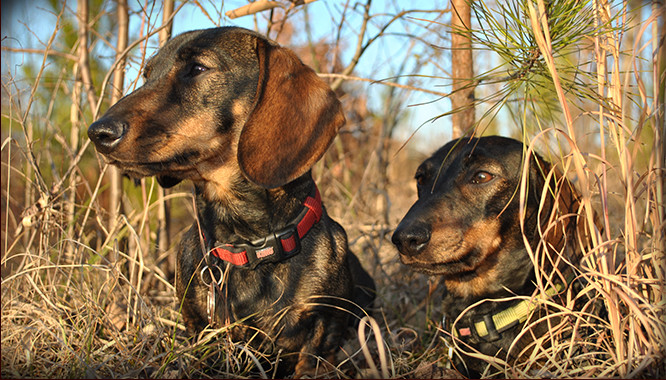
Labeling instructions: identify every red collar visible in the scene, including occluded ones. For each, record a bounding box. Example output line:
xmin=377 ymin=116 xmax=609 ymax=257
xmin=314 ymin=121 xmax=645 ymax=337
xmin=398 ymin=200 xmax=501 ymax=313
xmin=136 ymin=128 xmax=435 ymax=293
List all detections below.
xmin=206 ymin=185 xmax=323 ymax=269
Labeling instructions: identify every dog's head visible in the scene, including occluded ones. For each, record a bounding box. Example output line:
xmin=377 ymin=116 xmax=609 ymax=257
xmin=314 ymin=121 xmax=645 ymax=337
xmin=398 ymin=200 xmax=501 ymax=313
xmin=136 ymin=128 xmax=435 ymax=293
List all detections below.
xmin=392 ymin=136 xmax=591 ymax=298
xmin=88 ymin=27 xmax=344 ymax=193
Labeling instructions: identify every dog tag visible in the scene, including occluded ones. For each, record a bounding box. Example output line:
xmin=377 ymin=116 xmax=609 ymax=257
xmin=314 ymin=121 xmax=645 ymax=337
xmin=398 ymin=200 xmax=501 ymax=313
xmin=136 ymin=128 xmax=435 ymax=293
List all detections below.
xmin=200 ymin=265 xmax=224 ymax=327
xmin=207 ymin=281 xmax=216 ymax=327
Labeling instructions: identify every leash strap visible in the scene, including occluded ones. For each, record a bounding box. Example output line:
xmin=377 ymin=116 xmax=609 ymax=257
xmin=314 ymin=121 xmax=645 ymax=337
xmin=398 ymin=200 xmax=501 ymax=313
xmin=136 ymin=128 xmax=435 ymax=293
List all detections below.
xmin=207 ymin=185 xmax=323 ymax=269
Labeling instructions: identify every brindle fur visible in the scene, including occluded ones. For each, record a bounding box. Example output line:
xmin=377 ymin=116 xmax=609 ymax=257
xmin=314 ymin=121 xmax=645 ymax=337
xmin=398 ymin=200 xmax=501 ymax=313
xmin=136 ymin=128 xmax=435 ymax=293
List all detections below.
xmin=392 ymin=136 xmax=595 ymax=377
xmin=88 ymin=27 xmax=375 ymax=377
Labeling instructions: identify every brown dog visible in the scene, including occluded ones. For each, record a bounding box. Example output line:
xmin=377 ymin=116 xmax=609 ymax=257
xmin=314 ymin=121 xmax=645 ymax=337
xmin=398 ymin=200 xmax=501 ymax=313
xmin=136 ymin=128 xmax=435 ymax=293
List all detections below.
xmin=88 ymin=27 xmax=375 ymax=377
xmin=392 ymin=136 xmax=596 ymax=377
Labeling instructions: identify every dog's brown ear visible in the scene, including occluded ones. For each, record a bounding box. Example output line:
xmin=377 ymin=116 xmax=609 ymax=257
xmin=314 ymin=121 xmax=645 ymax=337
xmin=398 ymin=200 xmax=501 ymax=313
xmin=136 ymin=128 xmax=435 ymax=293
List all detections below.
xmin=238 ymin=39 xmax=345 ymax=188
xmin=532 ymin=155 xmax=597 ymax=268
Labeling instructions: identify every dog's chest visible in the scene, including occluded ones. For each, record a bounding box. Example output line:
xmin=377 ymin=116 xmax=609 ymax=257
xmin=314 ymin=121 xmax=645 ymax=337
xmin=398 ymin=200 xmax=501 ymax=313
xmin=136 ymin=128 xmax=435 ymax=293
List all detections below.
xmin=223 ymin=265 xmax=293 ymax=315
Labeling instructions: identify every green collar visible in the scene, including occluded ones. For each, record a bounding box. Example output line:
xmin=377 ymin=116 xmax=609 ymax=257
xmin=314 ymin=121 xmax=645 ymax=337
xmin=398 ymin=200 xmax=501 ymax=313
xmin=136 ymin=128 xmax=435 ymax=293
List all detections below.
xmin=449 ymin=282 xmax=565 ymax=342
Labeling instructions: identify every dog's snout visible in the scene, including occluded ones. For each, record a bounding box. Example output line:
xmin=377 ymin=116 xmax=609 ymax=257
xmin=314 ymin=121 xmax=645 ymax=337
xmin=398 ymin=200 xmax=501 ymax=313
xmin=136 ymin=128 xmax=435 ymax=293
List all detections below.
xmin=88 ymin=118 xmax=127 ymax=154
xmin=392 ymin=222 xmax=431 ymax=256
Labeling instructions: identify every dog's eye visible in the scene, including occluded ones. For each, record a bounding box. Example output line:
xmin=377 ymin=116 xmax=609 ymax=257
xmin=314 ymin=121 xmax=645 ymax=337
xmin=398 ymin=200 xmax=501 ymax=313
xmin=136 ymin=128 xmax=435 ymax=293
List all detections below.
xmin=471 ymin=171 xmax=493 ymax=184
xmin=187 ymin=63 xmax=208 ymax=77
xmin=415 ymin=173 xmax=426 ymax=186
xmin=414 ymin=165 xmax=429 ymax=186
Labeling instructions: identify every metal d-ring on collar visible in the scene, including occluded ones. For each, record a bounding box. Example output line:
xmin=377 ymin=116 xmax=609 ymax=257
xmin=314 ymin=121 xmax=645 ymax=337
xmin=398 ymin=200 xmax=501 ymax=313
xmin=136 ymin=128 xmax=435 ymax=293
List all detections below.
xmin=197 ymin=184 xmax=323 ymax=326
xmin=200 ymin=264 xmax=224 ymax=287
xmin=200 ymin=264 xmax=224 ymax=327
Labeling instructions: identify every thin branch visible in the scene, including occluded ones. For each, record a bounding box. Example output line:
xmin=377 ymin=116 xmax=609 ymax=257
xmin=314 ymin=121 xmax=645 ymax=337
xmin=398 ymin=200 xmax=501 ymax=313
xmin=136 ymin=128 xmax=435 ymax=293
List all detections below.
xmin=18 ymin=8 xmax=67 ymax=195
xmin=225 ymin=0 xmax=318 ymax=19
xmin=331 ymin=0 xmax=371 ymax=91
xmin=319 ymin=73 xmax=449 ymax=98
xmin=0 ymin=47 xmax=77 ymax=61
xmin=331 ymin=6 xmax=449 ymax=91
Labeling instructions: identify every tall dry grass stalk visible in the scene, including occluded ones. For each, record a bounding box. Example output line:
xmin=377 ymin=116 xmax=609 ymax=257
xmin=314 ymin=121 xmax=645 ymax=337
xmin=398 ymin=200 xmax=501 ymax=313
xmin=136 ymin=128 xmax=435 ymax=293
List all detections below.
xmin=1 ymin=0 xmax=664 ymax=378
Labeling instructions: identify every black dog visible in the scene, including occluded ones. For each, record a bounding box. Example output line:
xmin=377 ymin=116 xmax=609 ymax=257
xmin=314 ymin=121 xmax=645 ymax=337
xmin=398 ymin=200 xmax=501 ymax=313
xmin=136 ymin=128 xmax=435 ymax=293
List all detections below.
xmin=392 ymin=136 xmax=595 ymax=376
xmin=88 ymin=27 xmax=375 ymax=377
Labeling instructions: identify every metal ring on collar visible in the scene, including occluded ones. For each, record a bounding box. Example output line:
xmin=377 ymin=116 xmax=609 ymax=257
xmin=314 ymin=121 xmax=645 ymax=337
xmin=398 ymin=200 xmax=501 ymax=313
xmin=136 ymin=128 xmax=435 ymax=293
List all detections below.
xmin=200 ymin=265 xmax=224 ymax=286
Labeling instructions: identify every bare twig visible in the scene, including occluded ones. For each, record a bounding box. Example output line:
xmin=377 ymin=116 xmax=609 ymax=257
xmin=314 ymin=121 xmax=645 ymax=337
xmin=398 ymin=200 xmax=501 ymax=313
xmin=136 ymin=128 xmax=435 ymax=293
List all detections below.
xmin=0 ymin=46 xmax=76 ymax=61
xmin=225 ymin=0 xmax=318 ymax=19
xmin=319 ymin=73 xmax=449 ymax=97
xmin=331 ymin=0 xmax=372 ymax=91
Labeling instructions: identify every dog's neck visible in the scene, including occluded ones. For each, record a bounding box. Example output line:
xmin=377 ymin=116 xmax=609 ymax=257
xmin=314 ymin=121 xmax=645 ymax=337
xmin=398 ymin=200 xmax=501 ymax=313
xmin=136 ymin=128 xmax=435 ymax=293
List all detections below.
xmin=193 ymin=172 xmax=314 ymax=248
xmin=441 ymin=247 xmax=537 ymax=318
xmin=441 ymin=280 xmax=537 ymax=321
xmin=441 ymin=249 xmax=575 ymax=346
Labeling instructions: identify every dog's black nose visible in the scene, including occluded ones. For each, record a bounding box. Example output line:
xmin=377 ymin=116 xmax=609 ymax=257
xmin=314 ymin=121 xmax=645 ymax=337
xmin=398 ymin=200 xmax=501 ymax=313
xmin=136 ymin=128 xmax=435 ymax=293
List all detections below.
xmin=88 ymin=118 xmax=127 ymax=154
xmin=391 ymin=222 xmax=431 ymax=256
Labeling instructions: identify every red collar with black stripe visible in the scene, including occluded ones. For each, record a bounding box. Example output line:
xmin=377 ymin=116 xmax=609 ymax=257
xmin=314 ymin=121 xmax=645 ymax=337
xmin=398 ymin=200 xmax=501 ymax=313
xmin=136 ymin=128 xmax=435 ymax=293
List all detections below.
xmin=206 ymin=185 xmax=323 ymax=269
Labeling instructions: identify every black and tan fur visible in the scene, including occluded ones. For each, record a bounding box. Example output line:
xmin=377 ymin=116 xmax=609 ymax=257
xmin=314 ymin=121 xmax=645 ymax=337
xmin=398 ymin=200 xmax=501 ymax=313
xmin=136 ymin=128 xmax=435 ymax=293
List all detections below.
xmin=392 ymin=136 xmax=596 ymax=377
xmin=88 ymin=26 xmax=374 ymax=377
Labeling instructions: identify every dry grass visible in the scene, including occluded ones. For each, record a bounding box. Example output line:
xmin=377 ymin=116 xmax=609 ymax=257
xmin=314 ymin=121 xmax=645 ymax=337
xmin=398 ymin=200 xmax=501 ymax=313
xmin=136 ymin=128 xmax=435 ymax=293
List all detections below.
xmin=2 ymin=0 xmax=664 ymax=378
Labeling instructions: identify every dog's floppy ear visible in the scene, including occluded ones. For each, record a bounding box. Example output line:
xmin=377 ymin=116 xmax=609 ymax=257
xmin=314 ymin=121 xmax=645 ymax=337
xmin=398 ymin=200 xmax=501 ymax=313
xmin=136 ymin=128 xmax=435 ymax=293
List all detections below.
xmin=531 ymin=154 xmax=597 ymax=268
xmin=237 ymin=39 xmax=345 ymax=189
